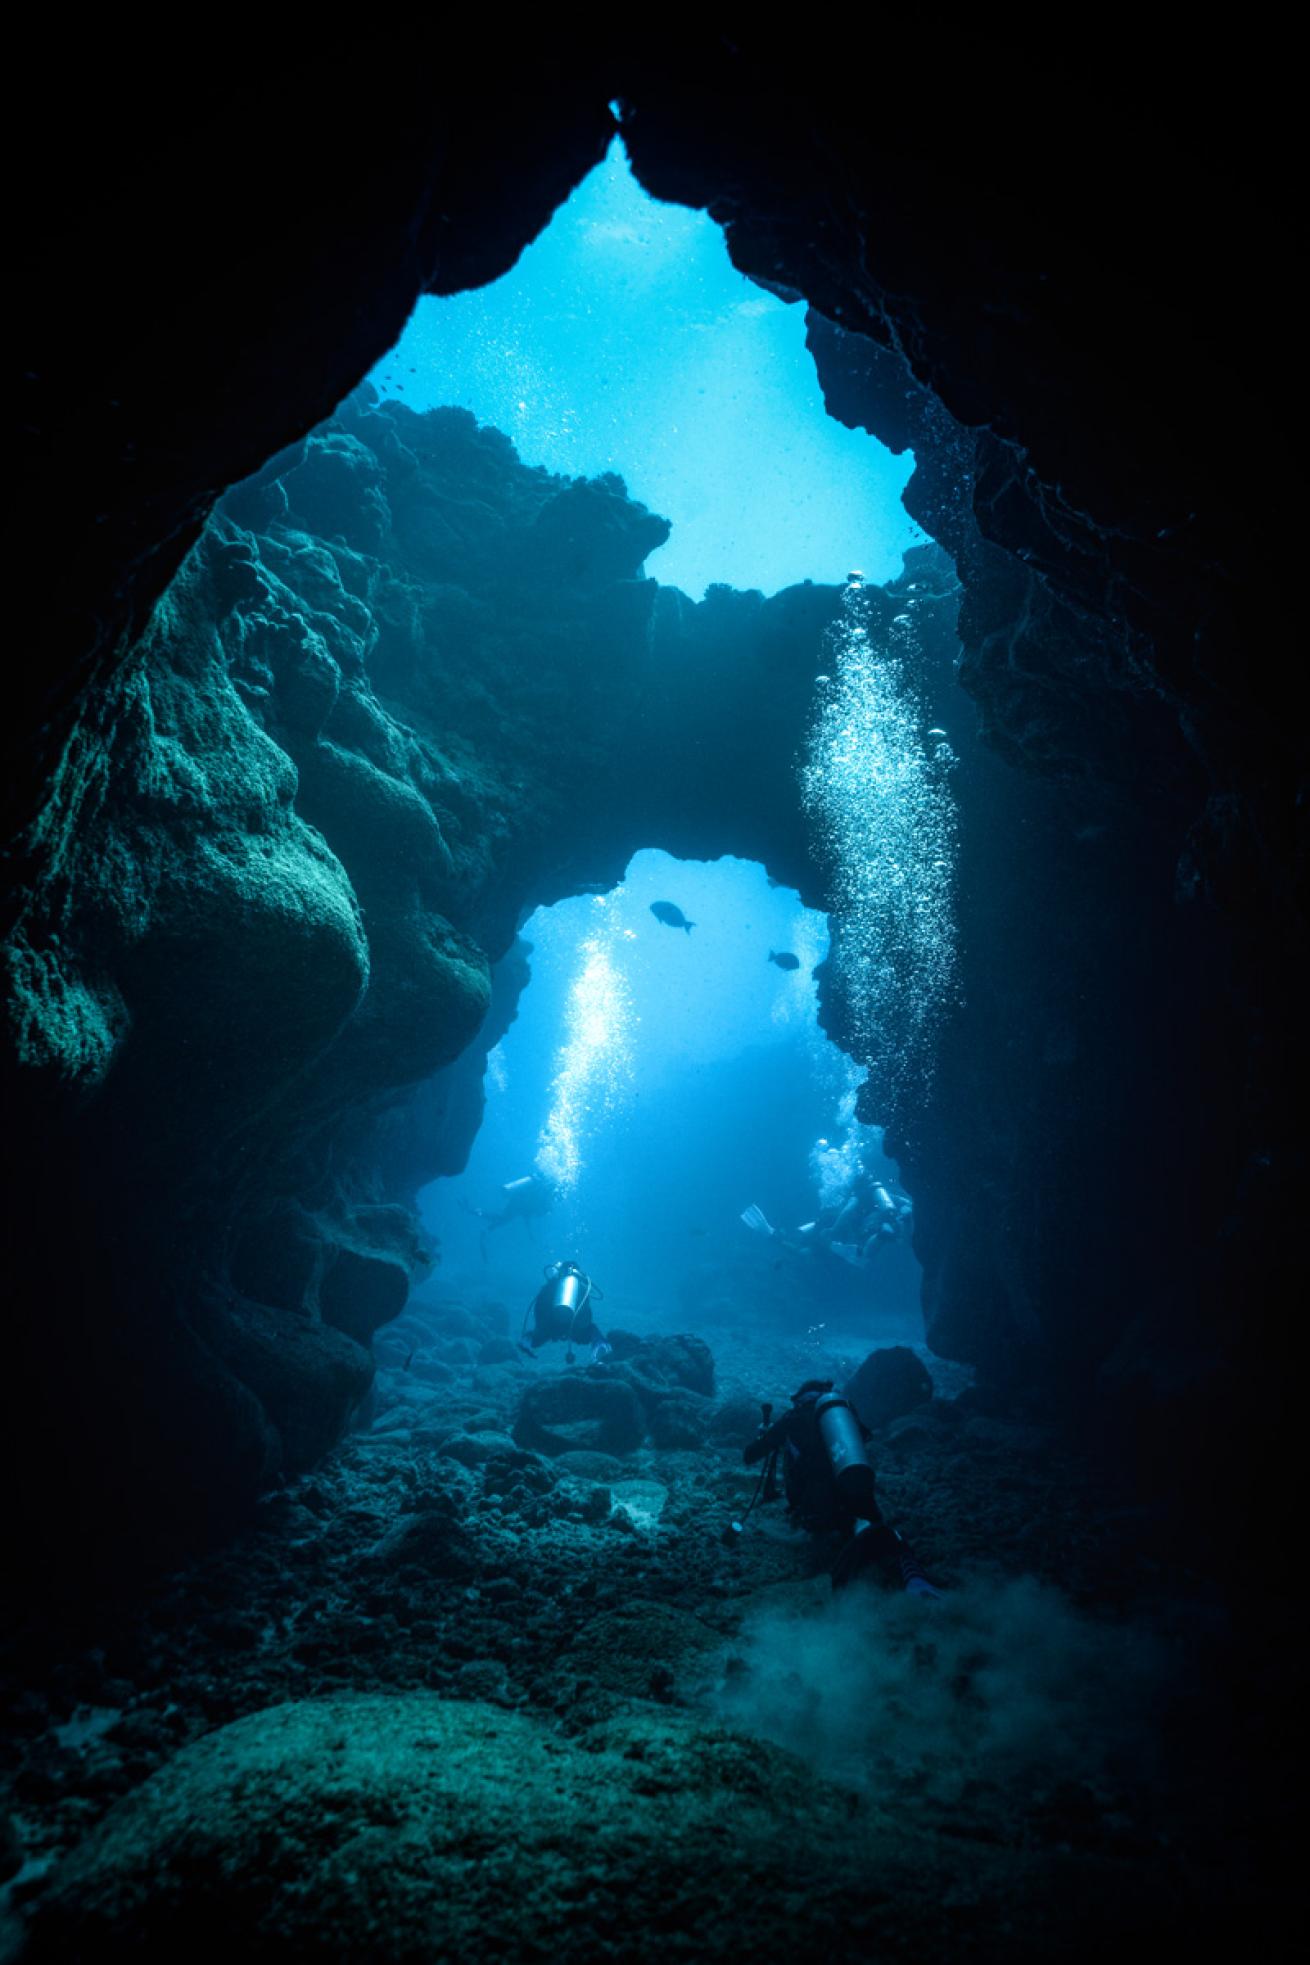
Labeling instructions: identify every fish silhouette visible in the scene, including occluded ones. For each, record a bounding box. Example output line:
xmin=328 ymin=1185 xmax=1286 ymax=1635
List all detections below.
xmin=650 ymin=902 xmax=695 ymax=933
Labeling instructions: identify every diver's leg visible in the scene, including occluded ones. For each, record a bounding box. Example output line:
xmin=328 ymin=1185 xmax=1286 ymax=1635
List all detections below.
xmin=892 ymin=1533 xmax=943 ymax=1597
xmin=831 ymin=1521 xmax=901 ymax=1591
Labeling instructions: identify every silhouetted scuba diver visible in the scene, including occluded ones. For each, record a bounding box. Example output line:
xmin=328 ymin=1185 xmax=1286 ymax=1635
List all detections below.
xmin=520 ymin=1260 xmax=611 ymax=1364
xmin=467 ymin=1173 xmax=555 ymax=1260
xmin=740 ymin=1204 xmax=868 ymax=1278
xmin=736 ymin=1380 xmax=941 ymax=1594
xmin=859 ymin=1179 xmax=913 ymax=1261
xmin=742 ymin=1173 xmax=913 ymax=1273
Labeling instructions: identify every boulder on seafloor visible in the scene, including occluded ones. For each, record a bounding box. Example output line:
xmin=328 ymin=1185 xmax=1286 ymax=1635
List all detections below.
xmin=552 ymin=1449 xmax=627 ymax=1482
xmin=561 ymin=1599 xmax=720 ymax=1696
xmin=647 ymin=1392 xmax=713 ymax=1451
xmin=711 ymin=1396 xmax=767 ymax=1445
xmin=844 ymin=1345 xmax=933 ymax=1430
xmin=20 ymin=1693 xmax=877 ymax=1958
xmin=437 ymin=1430 xmax=518 ymax=1468
xmin=513 ymin=1372 xmax=644 ymax=1458
xmin=616 ymin=1335 xmax=717 ymax=1420
xmin=477 ymin=1337 xmax=520 ymax=1366
xmin=364 ymin=1504 xmax=474 ymax=1577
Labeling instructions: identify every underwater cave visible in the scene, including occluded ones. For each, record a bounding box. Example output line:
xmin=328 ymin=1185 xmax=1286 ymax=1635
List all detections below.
xmin=3 ymin=33 xmax=1296 ymax=1961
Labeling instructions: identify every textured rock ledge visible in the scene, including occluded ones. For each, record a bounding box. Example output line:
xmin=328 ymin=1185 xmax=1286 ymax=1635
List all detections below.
xmin=8 ymin=393 xmax=949 ymax=1559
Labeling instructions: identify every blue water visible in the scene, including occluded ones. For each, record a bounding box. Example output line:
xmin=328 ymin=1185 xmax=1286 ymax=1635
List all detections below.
xmin=373 ymin=145 xmax=932 ymax=1331
xmin=371 ymin=141 xmax=921 ymax=598
xmin=421 ymin=852 xmax=921 ymax=1332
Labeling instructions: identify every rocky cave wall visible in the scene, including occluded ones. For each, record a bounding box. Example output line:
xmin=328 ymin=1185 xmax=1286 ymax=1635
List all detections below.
xmin=7 ymin=39 xmax=1298 ymax=1565
xmin=6 ymin=384 xmax=930 ymax=1563
xmin=807 ymin=320 xmax=1260 ymax=1433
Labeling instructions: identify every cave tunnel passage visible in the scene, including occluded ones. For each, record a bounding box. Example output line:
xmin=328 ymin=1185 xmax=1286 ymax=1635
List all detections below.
xmin=359 ymin=132 xmax=962 ymax=1299
xmin=370 ymin=137 xmax=922 ymax=597
xmin=3 ymin=58 xmax=1290 ymax=1957
xmin=419 ymin=851 xmax=925 ymax=1356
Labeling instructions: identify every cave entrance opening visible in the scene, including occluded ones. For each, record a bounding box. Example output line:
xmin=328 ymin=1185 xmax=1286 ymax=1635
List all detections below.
xmin=370 ymin=137 xmax=922 ymax=598
xmin=417 ymin=849 xmax=923 ymax=1351
xmin=353 ymin=138 xmax=958 ymax=1351
xmin=357 ymin=133 xmax=962 ymax=1244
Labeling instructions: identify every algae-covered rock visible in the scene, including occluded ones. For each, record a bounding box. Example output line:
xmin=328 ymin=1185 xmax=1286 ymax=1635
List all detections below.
xmin=365 ymin=1505 xmax=475 ymax=1578
xmin=563 ymin=1599 xmax=721 ymax=1698
xmin=23 ymin=1692 xmax=883 ymax=1960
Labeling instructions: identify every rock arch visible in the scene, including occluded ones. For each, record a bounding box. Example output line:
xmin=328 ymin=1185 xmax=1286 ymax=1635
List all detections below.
xmin=6 ymin=40 xmax=1292 ymax=1567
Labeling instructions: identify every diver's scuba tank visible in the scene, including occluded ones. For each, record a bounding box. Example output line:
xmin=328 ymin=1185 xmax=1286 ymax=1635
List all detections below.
xmin=815 ymin=1391 xmax=878 ymax=1521
xmin=503 ymin=1175 xmax=537 ymax=1199
xmin=521 ymin=1259 xmax=604 ymax=1357
xmin=545 ymin=1260 xmax=589 ymax=1325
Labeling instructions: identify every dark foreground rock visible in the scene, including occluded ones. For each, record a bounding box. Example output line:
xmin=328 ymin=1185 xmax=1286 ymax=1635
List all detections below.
xmin=3 ymin=388 xmax=854 ymax=1563
xmin=845 ymin=1345 xmax=934 ymax=1431
xmin=0 ymin=1299 xmax=1283 ymax=1958
xmin=709 ymin=1397 xmax=765 ymax=1446
xmin=8 ymin=42 xmax=1298 ymax=1629
xmin=16 ymin=1693 xmax=896 ymax=1961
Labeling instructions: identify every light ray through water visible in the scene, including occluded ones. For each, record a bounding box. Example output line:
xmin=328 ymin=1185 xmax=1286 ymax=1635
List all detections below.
xmin=534 ymin=907 xmax=637 ymax=1193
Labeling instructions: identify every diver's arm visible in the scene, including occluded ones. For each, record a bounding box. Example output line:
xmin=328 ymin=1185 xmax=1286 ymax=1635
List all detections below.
xmin=743 ymin=1412 xmax=791 ymax=1465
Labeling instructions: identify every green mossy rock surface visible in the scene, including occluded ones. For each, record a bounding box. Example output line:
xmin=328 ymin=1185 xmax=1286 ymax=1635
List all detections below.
xmin=24 ymin=1692 xmax=883 ymax=1959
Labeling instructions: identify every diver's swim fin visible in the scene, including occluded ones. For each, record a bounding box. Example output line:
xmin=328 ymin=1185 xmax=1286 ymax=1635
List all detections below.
xmin=740 ymin=1205 xmax=774 ymax=1237
xmin=896 ymin=1534 xmax=944 ymax=1597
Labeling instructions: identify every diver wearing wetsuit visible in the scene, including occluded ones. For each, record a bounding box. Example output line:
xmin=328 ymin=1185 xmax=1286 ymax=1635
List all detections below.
xmin=743 ymin=1379 xmax=940 ymax=1593
xmin=520 ymin=1260 xmax=610 ymax=1363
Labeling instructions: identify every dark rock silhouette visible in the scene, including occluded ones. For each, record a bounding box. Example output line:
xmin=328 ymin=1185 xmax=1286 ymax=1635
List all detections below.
xmin=3 ymin=391 xmax=862 ymax=1561
xmin=5 ymin=49 xmax=1295 ymax=1952
xmin=647 ymin=1394 xmax=713 ymax=1451
xmin=845 ymin=1346 xmax=934 ymax=1431
xmin=514 ymin=1373 xmax=646 ymax=1459
xmin=5 ymin=41 xmax=1296 ymax=1597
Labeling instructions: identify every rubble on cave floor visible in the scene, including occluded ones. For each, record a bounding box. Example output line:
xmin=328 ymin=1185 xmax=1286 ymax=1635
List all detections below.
xmin=0 ymin=1293 xmax=1259 ymax=1955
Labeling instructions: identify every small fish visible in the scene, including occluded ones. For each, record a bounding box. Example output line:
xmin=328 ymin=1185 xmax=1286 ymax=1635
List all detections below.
xmin=768 ymin=951 xmax=801 ymax=971
xmin=650 ymin=902 xmax=695 ymax=933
